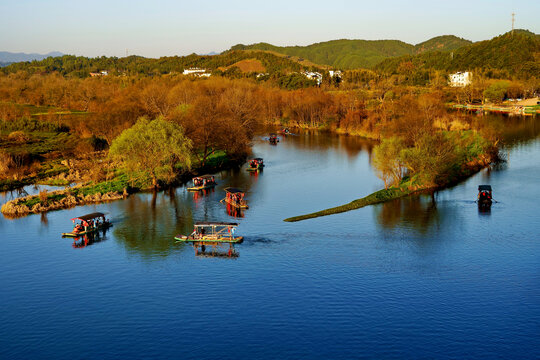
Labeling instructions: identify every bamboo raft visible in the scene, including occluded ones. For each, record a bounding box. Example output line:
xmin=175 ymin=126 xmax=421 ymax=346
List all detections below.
xmin=246 ymin=158 xmax=264 ymax=171
xmin=221 ymin=187 xmax=249 ymax=209
xmin=62 ymin=212 xmax=112 ymax=237
xmin=187 ymin=175 xmax=217 ymax=191
xmin=175 ymin=222 xmax=243 ymax=257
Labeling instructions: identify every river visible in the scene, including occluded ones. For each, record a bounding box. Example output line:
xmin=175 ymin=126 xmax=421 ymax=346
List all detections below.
xmin=1 ymin=115 xmax=539 ymax=359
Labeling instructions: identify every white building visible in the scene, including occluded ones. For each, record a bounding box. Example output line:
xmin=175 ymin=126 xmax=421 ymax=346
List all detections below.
xmin=329 ymin=70 xmax=342 ymax=78
xmin=449 ymin=71 xmax=472 ymax=87
xmin=303 ymin=71 xmax=322 ymax=85
xmin=183 ymin=68 xmax=210 ymax=77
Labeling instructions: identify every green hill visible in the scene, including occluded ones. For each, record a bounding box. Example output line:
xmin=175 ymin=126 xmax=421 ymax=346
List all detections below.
xmin=414 ymin=35 xmax=472 ymax=53
xmin=230 ymin=35 xmax=471 ymax=69
xmin=231 ymin=39 xmax=414 ymax=69
xmin=375 ymin=30 xmax=540 ymax=78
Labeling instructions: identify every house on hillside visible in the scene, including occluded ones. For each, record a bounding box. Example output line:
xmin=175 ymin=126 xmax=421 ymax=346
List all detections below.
xmin=449 ymin=71 xmax=472 ymax=87
xmin=90 ymin=70 xmax=109 ymax=77
xmin=329 ymin=70 xmax=342 ymax=78
xmin=302 ymin=71 xmax=322 ymax=85
xmin=183 ymin=68 xmax=211 ymax=77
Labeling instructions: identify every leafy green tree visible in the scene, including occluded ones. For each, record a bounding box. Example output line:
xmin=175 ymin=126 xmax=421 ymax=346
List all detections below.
xmin=109 ymin=117 xmax=192 ymax=187
xmin=483 ymin=81 xmax=510 ymax=103
xmin=372 ymin=136 xmax=406 ymax=189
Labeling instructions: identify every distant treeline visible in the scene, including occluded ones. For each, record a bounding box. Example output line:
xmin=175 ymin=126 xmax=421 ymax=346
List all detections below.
xmin=1 ymin=50 xmax=309 ymax=78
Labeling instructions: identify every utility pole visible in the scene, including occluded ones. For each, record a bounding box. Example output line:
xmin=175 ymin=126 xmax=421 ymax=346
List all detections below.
xmin=512 ymin=12 xmax=515 ymax=35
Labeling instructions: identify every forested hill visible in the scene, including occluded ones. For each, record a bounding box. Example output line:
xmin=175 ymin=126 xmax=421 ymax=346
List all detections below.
xmin=230 ymin=35 xmax=471 ymax=69
xmin=0 ymin=50 xmax=307 ymax=77
xmin=375 ymin=30 xmax=540 ymax=78
xmin=414 ymin=35 xmax=472 ymax=53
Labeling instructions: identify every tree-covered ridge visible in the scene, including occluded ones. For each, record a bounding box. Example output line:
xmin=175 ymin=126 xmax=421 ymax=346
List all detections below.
xmin=414 ymin=35 xmax=472 ymax=53
xmin=0 ymin=50 xmax=306 ymax=78
xmin=230 ymin=35 xmax=472 ymax=69
xmin=232 ymin=39 xmax=414 ymax=69
xmin=375 ymin=30 xmax=540 ymax=78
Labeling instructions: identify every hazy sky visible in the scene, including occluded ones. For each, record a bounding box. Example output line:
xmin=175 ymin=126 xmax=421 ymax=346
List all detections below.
xmin=1 ymin=0 xmax=538 ymax=57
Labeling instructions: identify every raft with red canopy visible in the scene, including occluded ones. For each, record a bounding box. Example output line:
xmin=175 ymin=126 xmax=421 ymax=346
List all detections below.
xmin=62 ymin=212 xmax=111 ymax=237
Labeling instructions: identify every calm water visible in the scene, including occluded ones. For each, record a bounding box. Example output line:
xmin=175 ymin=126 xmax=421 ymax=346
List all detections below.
xmin=1 ymin=116 xmax=539 ymax=359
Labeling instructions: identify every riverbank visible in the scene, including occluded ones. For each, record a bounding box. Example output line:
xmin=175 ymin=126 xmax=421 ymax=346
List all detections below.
xmin=452 ymin=103 xmax=540 ymax=115
xmin=1 ymin=151 xmax=243 ymax=217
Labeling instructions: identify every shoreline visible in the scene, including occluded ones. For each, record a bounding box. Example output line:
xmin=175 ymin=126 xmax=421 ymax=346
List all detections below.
xmin=1 ymin=155 xmax=245 ymax=218
xmin=452 ymin=103 xmax=540 ymax=116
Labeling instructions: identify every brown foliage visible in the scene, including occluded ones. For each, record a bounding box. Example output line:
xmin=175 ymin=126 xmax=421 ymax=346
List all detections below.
xmin=39 ymin=190 xmax=48 ymax=205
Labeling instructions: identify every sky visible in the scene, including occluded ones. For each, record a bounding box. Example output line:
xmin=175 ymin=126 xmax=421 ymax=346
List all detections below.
xmin=0 ymin=0 xmax=538 ymax=57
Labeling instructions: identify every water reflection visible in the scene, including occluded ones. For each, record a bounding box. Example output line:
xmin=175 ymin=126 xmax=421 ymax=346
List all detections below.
xmin=472 ymin=113 xmax=540 ymax=147
xmin=71 ymin=229 xmax=110 ymax=249
xmin=113 ymin=191 xmax=194 ymax=259
xmin=478 ymin=205 xmax=492 ymax=216
xmin=225 ymin=202 xmax=244 ymax=218
xmin=374 ymin=193 xmax=442 ymax=235
xmin=40 ymin=212 xmax=49 ymax=226
xmin=192 ymin=187 xmax=215 ymax=203
xmin=278 ymin=128 xmax=375 ymax=159
xmin=196 ymin=250 xmax=239 ymax=259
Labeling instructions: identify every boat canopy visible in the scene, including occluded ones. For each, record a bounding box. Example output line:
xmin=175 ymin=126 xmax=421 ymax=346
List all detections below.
xmin=199 ymin=175 xmax=215 ymax=179
xmin=194 ymin=221 xmax=238 ymax=227
xmin=71 ymin=212 xmax=105 ymax=221
xmin=478 ymin=185 xmax=492 ymax=191
xmin=224 ymin=187 xmax=244 ymax=194
xmin=252 ymin=158 xmax=263 ymax=161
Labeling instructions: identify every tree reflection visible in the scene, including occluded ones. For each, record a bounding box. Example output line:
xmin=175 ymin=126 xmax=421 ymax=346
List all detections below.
xmin=375 ymin=193 xmax=442 ymax=235
xmin=113 ymin=191 xmax=195 ymax=259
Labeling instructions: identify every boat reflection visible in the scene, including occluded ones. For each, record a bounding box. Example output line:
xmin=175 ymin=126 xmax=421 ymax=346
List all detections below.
xmin=248 ymin=168 xmax=263 ymax=179
xmin=72 ymin=229 xmax=109 ymax=249
xmin=478 ymin=204 xmax=492 ymax=216
xmin=192 ymin=187 xmax=215 ymax=202
xmin=196 ymin=249 xmax=239 ymax=259
xmin=226 ymin=202 xmax=244 ymax=218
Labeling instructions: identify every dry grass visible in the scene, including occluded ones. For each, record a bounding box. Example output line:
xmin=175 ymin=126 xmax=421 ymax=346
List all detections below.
xmin=219 ymin=59 xmax=266 ymax=73
xmin=38 ymin=189 xmax=48 ymax=205
xmin=7 ymin=131 xmax=30 ymax=143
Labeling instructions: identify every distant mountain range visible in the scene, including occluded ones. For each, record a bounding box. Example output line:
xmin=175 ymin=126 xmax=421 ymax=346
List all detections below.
xmin=0 ymin=51 xmax=64 ymax=63
xmin=230 ymin=35 xmax=472 ymax=69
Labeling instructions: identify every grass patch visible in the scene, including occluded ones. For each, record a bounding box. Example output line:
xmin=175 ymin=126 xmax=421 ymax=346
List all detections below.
xmin=21 ymin=192 xmax=66 ymax=208
xmin=284 ymin=187 xmax=414 ymax=222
